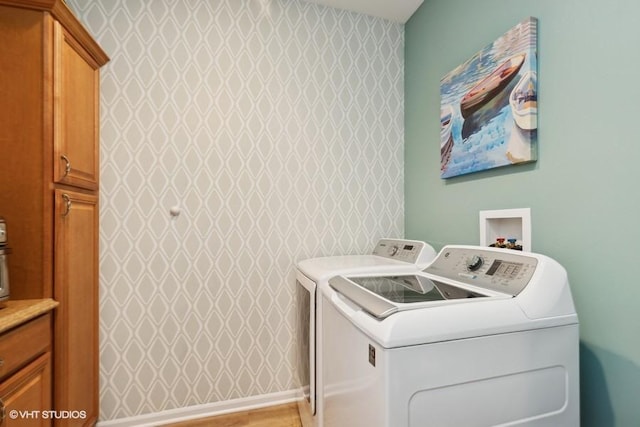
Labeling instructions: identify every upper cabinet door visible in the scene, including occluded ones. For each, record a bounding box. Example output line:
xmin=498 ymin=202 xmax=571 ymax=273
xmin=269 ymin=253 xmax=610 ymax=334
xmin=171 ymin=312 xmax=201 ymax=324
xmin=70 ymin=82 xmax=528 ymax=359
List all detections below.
xmin=53 ymin=22 xmax=101 ymax=190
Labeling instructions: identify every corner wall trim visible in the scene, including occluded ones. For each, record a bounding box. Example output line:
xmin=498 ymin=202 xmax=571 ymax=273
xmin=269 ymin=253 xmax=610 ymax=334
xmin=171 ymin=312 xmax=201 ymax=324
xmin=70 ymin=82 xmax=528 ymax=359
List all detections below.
xmin=96 ymin=390 xmax=299 ymax=427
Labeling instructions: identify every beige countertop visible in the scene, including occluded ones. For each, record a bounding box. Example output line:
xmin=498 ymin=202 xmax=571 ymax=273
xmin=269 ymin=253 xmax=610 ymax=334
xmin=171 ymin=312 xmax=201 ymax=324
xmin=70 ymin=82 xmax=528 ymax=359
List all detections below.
xmin=0 ymin=299 xmax=58 ymax=334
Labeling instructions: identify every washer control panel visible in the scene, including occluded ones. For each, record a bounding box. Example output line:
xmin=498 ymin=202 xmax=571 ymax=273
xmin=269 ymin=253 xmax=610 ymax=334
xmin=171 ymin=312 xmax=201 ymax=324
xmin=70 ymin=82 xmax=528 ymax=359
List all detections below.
xmin=372 ymin=239 xmax=427 ymax=264
xmin=424 ymin=246 xmax=538 ymax=296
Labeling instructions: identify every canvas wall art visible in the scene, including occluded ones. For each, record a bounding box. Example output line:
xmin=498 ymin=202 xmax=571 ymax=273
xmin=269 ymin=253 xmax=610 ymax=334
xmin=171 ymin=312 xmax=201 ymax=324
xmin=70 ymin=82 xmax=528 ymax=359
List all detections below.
xmin=440 ymin=17 xmax=538 ymax=178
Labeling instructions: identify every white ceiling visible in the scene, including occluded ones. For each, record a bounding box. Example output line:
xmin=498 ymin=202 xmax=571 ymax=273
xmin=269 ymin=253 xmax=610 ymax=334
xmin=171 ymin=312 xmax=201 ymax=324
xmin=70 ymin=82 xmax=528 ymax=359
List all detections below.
xmin=303 ymin=0 xmax=424 ymax=23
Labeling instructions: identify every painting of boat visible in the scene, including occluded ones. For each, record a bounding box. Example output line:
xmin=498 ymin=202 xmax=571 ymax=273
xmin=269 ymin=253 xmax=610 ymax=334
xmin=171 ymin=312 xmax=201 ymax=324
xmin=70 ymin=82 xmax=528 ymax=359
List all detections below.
xmin=460 ymin=53 xmax=525 ymax=119
xmin=438 ymin=16 xmax=538 ymax=179
xmin=440 ymin=104 xmax=454 ymax=170
xmin=509 ymin=70 xmax=537 ymax=130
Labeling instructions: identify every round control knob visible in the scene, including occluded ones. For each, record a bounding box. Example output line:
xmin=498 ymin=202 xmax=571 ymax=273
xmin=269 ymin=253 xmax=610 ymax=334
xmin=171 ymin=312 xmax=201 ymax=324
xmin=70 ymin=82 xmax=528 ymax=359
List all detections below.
xmin=466 ymin=255 xmax=484 ymax=271
xmin=388 ymin=245 xmax=399 ymax=256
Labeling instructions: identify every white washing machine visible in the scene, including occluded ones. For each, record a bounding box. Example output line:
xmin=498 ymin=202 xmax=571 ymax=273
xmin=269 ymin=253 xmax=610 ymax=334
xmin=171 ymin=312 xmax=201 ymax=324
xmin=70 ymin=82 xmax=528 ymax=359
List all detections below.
xmin=295 ymin=239 xmax=437 ymax=427
xmin=322 ymin=245 xmax=579 ymax=427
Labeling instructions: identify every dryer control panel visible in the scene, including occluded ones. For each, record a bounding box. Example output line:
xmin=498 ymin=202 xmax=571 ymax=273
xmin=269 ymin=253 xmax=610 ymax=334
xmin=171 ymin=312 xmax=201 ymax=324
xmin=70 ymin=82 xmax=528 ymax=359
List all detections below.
xmin=424 ymin=246 xmax=538 ymax=296
xmin=372 ymin=239 xmax=431 ymax=264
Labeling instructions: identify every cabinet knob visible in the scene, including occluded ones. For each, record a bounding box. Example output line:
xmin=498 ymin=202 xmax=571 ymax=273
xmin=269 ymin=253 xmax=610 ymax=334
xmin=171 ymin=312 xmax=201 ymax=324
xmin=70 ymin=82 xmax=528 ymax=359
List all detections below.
xmin=61 ymin=154 xmax=71 ymax=177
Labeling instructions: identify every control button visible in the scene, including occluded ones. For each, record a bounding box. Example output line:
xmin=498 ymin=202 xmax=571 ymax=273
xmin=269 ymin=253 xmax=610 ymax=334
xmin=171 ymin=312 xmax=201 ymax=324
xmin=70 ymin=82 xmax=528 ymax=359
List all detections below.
xmin=466 ymin=255 xmax=484 ymax=271
xmin=388 ymin=245 xmax=399 ymax=256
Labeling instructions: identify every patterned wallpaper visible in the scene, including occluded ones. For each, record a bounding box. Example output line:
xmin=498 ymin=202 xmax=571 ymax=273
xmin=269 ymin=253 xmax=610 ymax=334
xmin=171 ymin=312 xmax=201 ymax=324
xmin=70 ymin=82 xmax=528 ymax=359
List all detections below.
xmin=66 ymin=0 xmax=405 ymax=421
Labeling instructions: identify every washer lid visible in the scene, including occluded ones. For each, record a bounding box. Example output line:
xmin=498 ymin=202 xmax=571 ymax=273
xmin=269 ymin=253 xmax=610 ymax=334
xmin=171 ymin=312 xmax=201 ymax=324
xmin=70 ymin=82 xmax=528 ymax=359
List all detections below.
xmin=298 ymin=255 xmax=420 ymax=282
xmin=329 ymin=275 xmax=490 ymax=319
xmin=296 ymin=239 xmax=437 ymax=282
xmin=325 ymin=246 xmax=578 ymax=348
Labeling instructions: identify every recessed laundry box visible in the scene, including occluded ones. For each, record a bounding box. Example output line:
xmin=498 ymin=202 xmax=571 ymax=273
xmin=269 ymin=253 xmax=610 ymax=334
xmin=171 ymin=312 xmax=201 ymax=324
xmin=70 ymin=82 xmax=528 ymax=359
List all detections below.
xmin=322 ymin=245 xmax=579 ymax=427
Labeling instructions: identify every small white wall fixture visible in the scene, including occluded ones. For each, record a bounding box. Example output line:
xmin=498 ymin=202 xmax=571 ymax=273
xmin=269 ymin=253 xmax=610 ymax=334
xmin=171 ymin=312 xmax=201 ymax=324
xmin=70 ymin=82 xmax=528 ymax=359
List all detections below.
xmin=479 ymin=208 xmax=531 ymax=252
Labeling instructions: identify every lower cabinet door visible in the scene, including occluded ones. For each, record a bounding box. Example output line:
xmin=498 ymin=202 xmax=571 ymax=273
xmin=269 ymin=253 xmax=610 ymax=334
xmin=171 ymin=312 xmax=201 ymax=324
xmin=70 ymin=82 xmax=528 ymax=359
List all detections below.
xmin=54 ymin=190 xmax=99 ymax=427
xmin=0 ymin=353 xmax=52 ymax=427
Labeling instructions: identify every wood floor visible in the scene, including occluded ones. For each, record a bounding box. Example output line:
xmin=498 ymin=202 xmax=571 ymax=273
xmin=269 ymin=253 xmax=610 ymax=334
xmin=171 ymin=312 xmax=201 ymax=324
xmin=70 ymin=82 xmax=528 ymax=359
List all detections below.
xmin=165 ymin=403 xmax=302 ymax=427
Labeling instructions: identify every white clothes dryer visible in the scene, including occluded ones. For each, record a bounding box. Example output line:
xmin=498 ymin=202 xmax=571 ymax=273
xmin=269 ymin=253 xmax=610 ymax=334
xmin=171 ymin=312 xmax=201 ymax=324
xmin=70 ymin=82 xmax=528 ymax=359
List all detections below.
xmin=295 ymin=239 xmax=437 ymax=427
xmin=322 ymin=245 xmax=579 ymax=427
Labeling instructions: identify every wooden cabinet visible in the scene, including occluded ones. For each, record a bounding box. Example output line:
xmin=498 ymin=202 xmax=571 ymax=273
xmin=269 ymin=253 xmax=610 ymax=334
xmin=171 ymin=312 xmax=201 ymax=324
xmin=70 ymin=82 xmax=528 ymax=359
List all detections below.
xmin=53 ymin=190 xmax=99 ymax=425
xmin=0 ymin=2 xmax=108 ymax=426
xmin=0 ymin=315 xmax=52 ymax=427
xmin=54 ymin=23 xmax=101 ymax=191
xmin=0 ymin=355 xmax=52 ymax=427
xmin=0 ymin=5 xmax=53 ymax=299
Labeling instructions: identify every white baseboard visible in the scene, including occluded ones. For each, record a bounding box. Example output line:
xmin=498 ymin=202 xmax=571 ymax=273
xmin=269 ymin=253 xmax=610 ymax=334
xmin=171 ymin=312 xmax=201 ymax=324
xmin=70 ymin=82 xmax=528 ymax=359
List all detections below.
xmin=96 ymin=390 xmax=299 ymax=427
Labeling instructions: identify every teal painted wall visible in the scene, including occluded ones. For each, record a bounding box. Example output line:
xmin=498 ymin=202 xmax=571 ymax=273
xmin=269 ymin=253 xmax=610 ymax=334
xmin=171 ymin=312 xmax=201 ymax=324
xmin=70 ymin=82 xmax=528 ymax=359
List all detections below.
xmin=405 ymin=0 xmax=640 ymax=425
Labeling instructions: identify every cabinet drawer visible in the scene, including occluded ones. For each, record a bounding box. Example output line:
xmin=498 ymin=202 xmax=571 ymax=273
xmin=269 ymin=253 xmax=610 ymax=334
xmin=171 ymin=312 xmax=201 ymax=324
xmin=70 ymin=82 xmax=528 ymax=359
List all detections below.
xmin=0 ymin=314 xmax=50 ymax=381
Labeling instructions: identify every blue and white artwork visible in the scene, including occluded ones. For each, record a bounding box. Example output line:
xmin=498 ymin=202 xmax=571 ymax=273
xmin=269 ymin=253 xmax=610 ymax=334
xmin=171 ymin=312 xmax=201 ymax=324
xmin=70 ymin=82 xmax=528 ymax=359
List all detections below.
xmin=440 ymin=17 xmax=538 ymax=179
